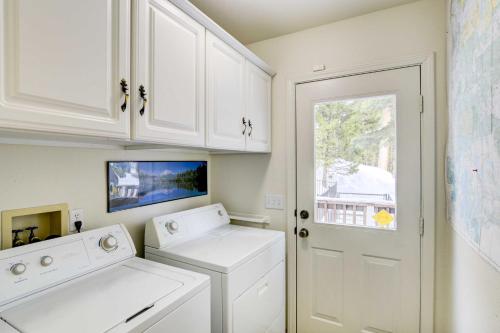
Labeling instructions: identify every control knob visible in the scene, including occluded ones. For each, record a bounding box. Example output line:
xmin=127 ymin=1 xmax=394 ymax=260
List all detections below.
xmin=40 ymin=256 xmax=53 ymax=267
xmin=10 ymin=263 xmax=26 ymax=275
xmin=165 ymin=221 xmax=179 ymax=234
xmin=99 ymin=235 xmax=118 ymax=252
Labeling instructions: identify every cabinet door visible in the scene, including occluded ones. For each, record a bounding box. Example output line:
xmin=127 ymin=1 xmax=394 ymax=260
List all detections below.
xmin=245 ymin=61 xmax=272 ymax=152
xmin=0 ymin=0 xmax=130 ymax=138
xmin=206 ymin=31 xmax=246 ymax=150
xmin=133 ymin=0 xmax=205 ymax=146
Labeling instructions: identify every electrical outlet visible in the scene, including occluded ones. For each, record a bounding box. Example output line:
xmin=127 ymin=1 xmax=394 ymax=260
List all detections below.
xmin=69 ymin=209 xmax=84 ymax=232
xmin=265 ymin=194 xmax=284 ymax=210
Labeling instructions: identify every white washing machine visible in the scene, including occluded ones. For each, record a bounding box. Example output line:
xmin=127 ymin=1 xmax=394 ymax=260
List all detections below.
xmin=0 ymin=224 xmax=210 ymax=333
xmin=145 ymin=203 xmax=286 ymax=333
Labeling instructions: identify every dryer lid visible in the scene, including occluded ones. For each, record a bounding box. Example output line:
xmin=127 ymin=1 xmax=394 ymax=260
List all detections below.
xmin=0 ymin=264 xmax=183 ymax=333
xmin=152 ymin=224 xmax=285 ymax=273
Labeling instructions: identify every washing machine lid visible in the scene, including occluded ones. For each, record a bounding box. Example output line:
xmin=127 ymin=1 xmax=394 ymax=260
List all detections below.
xmin=1 ymin=263 xmax=183 ymax=333
xmin=0 ymin=319 xmax=17 ymax=333
xmin=153 ymin=224 xmax=284 ymax=273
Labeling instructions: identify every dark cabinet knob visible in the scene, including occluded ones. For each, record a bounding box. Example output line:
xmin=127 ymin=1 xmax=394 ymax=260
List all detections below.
xmin=139 ymin=85 xmax=148 ymax=116
xmin=120 ymin=79 xmax=129 ymax=112
xmin=242 ymin=117 xmax=247 ymax=135
xmin=248 ymin=119 xmax=253 ymax=137
xmin=300 ymin=210 xmax=309 ymax=219
xmin=298 ymin=228 xmax=309 ymax=238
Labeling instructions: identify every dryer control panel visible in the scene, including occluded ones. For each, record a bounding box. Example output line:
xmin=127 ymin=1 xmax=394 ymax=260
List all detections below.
xmin=0 ymin=224 xmax=135 ymax=307
xmin=145 ymin=203 xmax=230 ymax=249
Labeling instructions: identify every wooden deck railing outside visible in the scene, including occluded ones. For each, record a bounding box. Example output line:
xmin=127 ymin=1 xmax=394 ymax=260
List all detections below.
xmin=316 ymin=197 xmax=396 ymax=229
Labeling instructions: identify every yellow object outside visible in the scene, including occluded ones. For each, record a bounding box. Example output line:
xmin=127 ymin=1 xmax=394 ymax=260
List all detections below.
xmin=373 ymin=209 xmax=394 ymax=225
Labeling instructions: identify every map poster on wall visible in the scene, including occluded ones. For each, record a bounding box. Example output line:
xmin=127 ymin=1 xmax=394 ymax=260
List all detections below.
xmin=447 ymin=0 xmax=500 ymax=270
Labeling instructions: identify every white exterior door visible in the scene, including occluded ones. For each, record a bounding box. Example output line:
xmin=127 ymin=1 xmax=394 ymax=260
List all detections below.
xmin=245 ymin=61 xmax=271 ymax=152
xmin=296 ymin=67 xmax=421 ymax=333
xmin=0 ymin=0 xmax=130 ymax=138
xmin=132 ymin=0 xmax=205 ymax=146
xmin=206 ymin=31 xmax=246 ymax=150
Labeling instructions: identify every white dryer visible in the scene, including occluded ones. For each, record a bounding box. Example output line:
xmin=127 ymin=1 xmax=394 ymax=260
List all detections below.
xmin=0 ymin=224 xmax=210 ymax=333
xmin=145 ymin=203 xmax=286 ymax=333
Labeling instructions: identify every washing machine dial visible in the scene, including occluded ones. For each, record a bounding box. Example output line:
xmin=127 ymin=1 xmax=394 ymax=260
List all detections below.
xmin=165 ymin=221 xmax=179 ymax=234
xmin=99 ymin=235 xmax=118 ymax=252
xmin=10 ymin=263 xmax=26 ymax=275
xmin=40 ymin=256 xmax=53 ymax=267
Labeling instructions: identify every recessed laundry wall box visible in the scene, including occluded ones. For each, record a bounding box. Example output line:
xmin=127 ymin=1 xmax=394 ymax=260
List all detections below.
xmin=0 ymin=203 xmax=69 ymax=249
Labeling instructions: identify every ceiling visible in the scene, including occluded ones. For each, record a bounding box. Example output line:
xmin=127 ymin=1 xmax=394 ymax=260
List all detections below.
xmin=189 ymin=0 xmax=420 ymax=44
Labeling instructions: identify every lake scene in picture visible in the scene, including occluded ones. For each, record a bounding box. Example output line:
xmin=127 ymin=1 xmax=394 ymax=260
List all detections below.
xmin=108 ymin=161 xmax=208 ymax=212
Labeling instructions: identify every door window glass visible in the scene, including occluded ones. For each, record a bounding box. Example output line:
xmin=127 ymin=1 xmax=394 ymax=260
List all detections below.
xmin=314 ymin=95 xmax=397 ymax=229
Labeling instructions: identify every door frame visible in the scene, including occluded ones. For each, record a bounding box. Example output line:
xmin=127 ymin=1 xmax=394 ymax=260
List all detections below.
xmin=285 ymin=53 xmax=436 ymax=333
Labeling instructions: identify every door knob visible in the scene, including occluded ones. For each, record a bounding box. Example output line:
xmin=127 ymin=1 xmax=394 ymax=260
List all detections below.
xmin=300 ymin=210 xmax=309 ymax=219
xmin=298 ymin=228 xmax=309 ymax=238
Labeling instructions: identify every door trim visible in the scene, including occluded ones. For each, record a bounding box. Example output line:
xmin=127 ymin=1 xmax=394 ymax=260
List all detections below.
xmin=285 ymin=53 xmax=436 ymax=333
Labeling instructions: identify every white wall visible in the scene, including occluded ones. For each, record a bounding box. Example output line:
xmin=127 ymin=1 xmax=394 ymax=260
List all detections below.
xmin=0 ymin=144 xmax=210 ymax=256
xmin=211 ymin=0 xmax=499 ymax=331
xmin=438 ymin=228 xmax=500 ymax=332
xmin=213 ymin=0 xmax=447 ymax=231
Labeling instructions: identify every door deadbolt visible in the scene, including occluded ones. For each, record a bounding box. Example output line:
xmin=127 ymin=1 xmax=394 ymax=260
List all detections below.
xmin=298 ymin=228 xmax=309 ymax=238
xmin=300 ymin=210 xmax=309 ymax=219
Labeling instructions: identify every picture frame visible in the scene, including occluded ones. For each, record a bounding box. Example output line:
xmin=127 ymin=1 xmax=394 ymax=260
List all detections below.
xmin=107 ymin=161 xmax=208 ymax=213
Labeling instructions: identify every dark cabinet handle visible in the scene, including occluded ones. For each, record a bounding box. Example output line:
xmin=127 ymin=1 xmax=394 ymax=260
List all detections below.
xmin=120 ymin=79 xmax=129 ymax=112
xmin=248 ymin=119 xmax=253 ymax=137
xmin=139 ymin=85 xmax=148 ymax=116
xmin=242 ymin=117 xmax=247 ymax=135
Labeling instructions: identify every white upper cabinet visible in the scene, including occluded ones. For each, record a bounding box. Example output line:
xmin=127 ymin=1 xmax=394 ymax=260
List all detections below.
xmin=0 ymin=0 xmax=272 ymax=151
xmin=0 ymin=0 xmax=130 ymax=138
xmin=205 ymin=33 xmax=272 ymax=152
xmin=205 ymin=31 xmax=246 ymax=151
xmin=245 ymin=61 xmax=271 ymax=152
xmin=132 ymin=0 xmax=205 ymax=146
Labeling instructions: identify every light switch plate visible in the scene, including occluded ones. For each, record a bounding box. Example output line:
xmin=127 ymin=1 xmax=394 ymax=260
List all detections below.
xmin=265 ymin=194 xmax=284 ymax=210
xmin=312 ymin=64 xmax=326 ymax=72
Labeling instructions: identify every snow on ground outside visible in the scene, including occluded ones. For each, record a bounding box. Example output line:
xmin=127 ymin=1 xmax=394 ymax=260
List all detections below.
xmin=317 ymin=164 xmax=395 ymax=201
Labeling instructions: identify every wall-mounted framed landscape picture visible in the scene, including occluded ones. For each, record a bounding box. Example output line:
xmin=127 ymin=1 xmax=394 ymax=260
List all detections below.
xmin=107 ymin=161 xmax=208 ymax=213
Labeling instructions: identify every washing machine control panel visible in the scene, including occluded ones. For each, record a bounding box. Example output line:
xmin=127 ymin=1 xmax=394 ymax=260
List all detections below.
xmin=0 ymin=224 xmax=135 ymax=307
